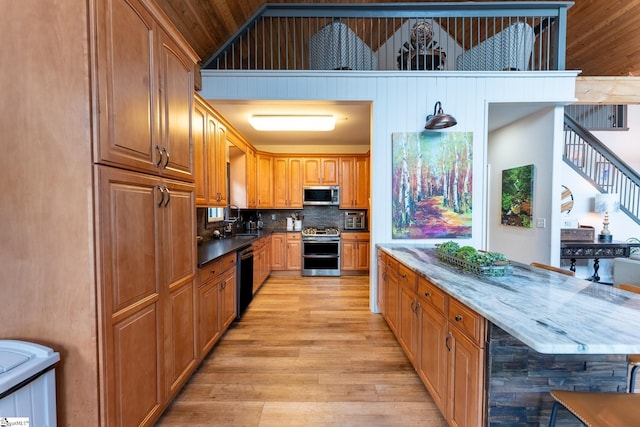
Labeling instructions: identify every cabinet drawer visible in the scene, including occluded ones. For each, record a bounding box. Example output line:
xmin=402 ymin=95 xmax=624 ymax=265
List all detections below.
xmin=287 ymin=233 xmax=301 ymax=241
xmin=397 ymin=264 xmax=417 ymax=291
xmin=449 ymin=298 xmax=485 ymax=347
xmin=417 ymin=277 xmax=447 ymax=315
xmin=343 ymin=232 xmax=369 ymax=241
xmin=220 ymin=252 xmax=237 ymax=272
xmin=199 ymin=259 xmax=222 ymax=284
xmin=385 ymin=256 xmax=398 ymax=274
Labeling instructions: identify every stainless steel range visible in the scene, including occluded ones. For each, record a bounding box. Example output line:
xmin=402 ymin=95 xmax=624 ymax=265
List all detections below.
xmin=301 ymin=226 xmax=340 ymax=276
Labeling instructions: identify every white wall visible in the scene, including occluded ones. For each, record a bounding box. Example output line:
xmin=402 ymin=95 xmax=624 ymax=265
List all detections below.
xmin=200 ymin=70 xmax=578 ymax=311
xmin=592 ymin=104 xmax=640 ymax=172
xmin=487 ymin=107 xmax=559 ymax=265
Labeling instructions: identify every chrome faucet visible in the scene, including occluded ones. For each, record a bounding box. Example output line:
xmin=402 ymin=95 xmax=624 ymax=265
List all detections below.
xmin=224 ymin=204 xmax=241 ymax=224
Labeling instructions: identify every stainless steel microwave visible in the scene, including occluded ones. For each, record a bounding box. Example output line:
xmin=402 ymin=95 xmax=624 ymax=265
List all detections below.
xmin=303 ymin=186 xmax=339 ymax=205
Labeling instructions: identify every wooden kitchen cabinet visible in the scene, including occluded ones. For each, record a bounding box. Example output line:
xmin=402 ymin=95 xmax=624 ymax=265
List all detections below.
xmin=256 ymin=153 xmax=274 ymax=208
xmin=197 ymin=252 xmax=237 ymax=359
xmin=340 ymin=232 xmax=370 ymax=272
xmin=303 ymin=157 xmax=339 ymax=185
xmin=253 ymin=235 xmax=271 ymax=293
xmin=377 ymin=252 xmax=486 ymax=427
xmin=96 ymin=165 xmax=197 ymax=426
xmin=286 ymin=233 xmax=302 ymax=270
xmin=273 ymin=156 xmax=303 ymax=208
xmin=246 ymin=148 xmax=258 ymax=208
xmin=376 ymin=251 xmax=386 ymax=313
xmin=193 ymin=95 xmax=228 ymax=207
xmin=95 ymin=0 xmax=194 ymax=182
xmin=271 ymin=233 xmax=286 ymax=270
xmin=339 ymin=155 xmax=369 ymax=208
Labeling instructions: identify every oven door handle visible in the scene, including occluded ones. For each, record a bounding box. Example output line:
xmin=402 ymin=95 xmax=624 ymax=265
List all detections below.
xmin=302 ymin=254 xmax=340 ymax=258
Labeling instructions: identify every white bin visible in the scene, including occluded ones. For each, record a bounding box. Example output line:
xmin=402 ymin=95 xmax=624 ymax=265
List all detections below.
xmin=0 ymin=340 xmax=60 ymax=427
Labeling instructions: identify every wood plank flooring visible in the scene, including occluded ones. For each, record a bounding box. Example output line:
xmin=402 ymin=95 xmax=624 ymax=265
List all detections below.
xmin=155 ymin=275 xmax=448 ymax=426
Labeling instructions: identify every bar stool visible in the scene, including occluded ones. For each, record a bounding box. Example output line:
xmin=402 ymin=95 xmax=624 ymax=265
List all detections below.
xmin=530 ymin=262 xmax=575 ymax=277
xmin=548 ymin=390 xmax=640 ymax=426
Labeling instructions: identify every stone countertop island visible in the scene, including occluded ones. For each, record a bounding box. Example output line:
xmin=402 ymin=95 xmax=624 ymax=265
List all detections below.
xmin=378 ymin=244 xmax=640 ymax=354
xmin=377 ymin=244 xmax=640 ymax=426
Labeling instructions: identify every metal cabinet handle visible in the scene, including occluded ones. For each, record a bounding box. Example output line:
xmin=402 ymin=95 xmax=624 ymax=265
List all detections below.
xmin=162 ymin=148 xmax=169 ymax=168
xmin=155 ymin=145 xmax=163 ymax=166
xmin=445 ymin=333 xmax=452 ymax=352
xmin=164 ymin=186 xmax=171 ymax=207
xmin=455 ymin=315 xmax=463 ymax=322
xmin=424 ymin=291 xmax=431 ymax=297
xmin=157 ymin=185 xmax=165 ymax=207
xmin=210 ymin=269 xmax=217 ymax=275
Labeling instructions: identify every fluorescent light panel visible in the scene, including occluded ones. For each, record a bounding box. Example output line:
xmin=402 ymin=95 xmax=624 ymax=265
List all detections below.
xmin=248 ymin=115 xmax=335 ymax=131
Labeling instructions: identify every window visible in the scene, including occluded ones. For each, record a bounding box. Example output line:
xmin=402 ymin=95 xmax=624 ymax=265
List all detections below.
xmin=207 ymin=207 xmax=224 ymax=223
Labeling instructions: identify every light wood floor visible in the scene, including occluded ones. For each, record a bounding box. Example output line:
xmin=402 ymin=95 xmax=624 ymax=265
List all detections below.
xmin=156 ymin=275 xmax=448 ymax=426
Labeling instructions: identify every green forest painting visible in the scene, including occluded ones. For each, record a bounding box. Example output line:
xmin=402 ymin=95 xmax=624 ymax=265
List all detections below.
xmin=501 ymin=164 xmax=534 ymax=228
xmin=392 ymin=131 xmax=473 ymax=239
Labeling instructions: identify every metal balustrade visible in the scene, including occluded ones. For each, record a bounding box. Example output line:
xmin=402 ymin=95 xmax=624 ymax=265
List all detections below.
xmin=564 ymin=113 xmax=640 ymax=226
xmin=203 ymin=2 xmax=571 ymax=72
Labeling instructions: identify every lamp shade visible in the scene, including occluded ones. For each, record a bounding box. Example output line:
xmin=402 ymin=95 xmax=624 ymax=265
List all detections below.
xmin=594 ymin=193 xmax=620 ymax=213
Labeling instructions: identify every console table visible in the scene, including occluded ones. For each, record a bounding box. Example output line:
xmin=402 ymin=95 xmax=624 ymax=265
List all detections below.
xmin=560 ymin=240 xmax=640 ymax=282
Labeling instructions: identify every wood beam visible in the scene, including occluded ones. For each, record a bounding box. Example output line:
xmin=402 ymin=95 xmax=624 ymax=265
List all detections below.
xmin=575 ymin=77 xmax=640 ymax=104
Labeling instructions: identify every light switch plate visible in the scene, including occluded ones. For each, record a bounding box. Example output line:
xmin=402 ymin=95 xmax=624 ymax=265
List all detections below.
xmin=536 ymin=218 xmax=546 ymax=228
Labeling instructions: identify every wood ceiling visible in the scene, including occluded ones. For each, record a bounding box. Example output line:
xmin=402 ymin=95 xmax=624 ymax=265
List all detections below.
xmin=155 ymin=0 xmax=640 ymax=77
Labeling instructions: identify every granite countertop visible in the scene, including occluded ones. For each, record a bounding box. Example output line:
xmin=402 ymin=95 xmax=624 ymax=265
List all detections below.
xmin=378 ymin=244 xmax=640 ymax=354
xmin=197 ymin=230 xmax=272 ymax=267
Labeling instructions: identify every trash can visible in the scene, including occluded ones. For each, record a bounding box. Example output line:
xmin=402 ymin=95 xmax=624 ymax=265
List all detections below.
xmin=0 ymin=340 xmax=60 ymax=427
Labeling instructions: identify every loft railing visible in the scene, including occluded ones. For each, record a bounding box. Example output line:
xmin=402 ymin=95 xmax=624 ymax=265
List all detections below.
xmin=203 ymin=2 xmax=572 ymax=72
xmin=564 ymin=113 xmax=640 ymax=226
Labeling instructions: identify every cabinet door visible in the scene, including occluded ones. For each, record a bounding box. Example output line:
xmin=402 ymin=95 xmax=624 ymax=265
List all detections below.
xmin=271 ymin=233 xmax=286 ymax=270
xmin=339 ymin=157 xmax=356 ymax=207
xmin=353 ymin=156 xmax=369 ymax=208
xmin=219 ymin=267 xmax=237 ymax=331
xmin=160 ymin=179 xmax=197 ymax=397
xmin=385 ymin=270 xmax=400 ymax=336
xmin=321 ymin=158 xmax=339 ymax=185
xmin=356 ymin=241 xmax=370 ymax=270
xmin=95 ymin=0 xmax=158 ymax=174
xmin=376 ymin=252 xmax=386 ymax=314
xmin=157 ymin=28 xmax=194 ymax=181
xmin=398 ymin=283 xmax=418 ymax=367
xmin=417 ymin=303 xmax=448 ymax=415
xmin=246 ymin=148 xmax=257 ymax=208
xmin=273 ymin=157 xmax=288 ymax=207
xmin=341 ymin=241 xmax=357 ymax=270
xmin=286 ymin=234 xmax=302 ymax=270
xmin=96 ymin=166 xmax=163 ymax=426
xmin=256 ymin=154 xmax=273 ymax=208
xmin=303 ymin=158 xmax=322 ymax=185
xmin=211 ymin=122 xmax=228 ymax=205
xmin=448 ymin=328 xmax=485 ymax=427
xmin=193 ymin=99 xmax=208 ymax=205
xmin=288 ymin=158 xmax=304 ymax=207
xmin=198 ymin=279 xmax=221 ymax=357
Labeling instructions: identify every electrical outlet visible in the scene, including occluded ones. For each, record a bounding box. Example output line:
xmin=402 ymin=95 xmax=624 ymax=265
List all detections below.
xmin=271 ymin=214 xmax=276 ymax=220
xmin=536 ymin=218 xmax=546 ymax=228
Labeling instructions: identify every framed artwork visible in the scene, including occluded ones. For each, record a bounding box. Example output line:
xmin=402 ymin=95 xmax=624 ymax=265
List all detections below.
xmin=501 ymin=164 xmax=534 ymax=228
xmin=596 ymin=161 xmax=612 ymax=187
xmin=391 ymin=131 xmax=473 ymax=239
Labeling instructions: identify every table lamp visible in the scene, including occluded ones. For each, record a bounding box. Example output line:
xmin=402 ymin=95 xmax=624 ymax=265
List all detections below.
xmin=594 ymin=193 xmax=620 ymax=243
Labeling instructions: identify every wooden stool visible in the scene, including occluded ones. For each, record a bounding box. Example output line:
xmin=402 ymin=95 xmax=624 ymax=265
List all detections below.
xmin=549 ymin=390 xmax=640 ymax=426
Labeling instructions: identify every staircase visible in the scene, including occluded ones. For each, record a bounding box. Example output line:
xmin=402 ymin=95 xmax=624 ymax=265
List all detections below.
xmin=564 ymin=113 xmax=640 ymax=225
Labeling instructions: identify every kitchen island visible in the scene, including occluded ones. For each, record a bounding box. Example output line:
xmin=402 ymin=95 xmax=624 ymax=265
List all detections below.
xmin=377 ymin=244 xmax=640 ymax=426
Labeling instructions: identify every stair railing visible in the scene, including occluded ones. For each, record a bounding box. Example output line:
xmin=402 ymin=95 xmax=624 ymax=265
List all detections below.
xmin=564 ymin=113 xmax=640 ymax=225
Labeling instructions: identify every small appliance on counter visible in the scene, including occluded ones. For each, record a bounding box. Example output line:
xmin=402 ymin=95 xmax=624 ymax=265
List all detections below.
xmin=344 ymin=211 xmax=366 ymax=230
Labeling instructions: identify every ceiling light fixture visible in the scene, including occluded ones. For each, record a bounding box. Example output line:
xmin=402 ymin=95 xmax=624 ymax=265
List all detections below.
xmin=248 ymin=115 xmax=335 ymax=131
xmin=425 ymin=101 xmax=457 ymax=130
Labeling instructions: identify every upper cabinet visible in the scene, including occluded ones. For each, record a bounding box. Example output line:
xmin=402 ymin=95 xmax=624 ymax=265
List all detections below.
xmin=303 ymin=157 xmax=339 ymax=186
xmin=256 ymin=153 xmax=273 ymax=208
xmin=340 ymin=155 xmax=369 ymax=209
xmin=273 ymin=157 xmax=303 ymax=208
xmin=95 ymin=0 xmax=196 ymax=181
xmin=193 ymin=95 xmax=227 ymax=207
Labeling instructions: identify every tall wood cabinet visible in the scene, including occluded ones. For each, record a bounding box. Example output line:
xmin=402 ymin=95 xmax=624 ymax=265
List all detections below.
xmin=256 ymin=154 xmax=274 ymax=208
xmin=3 ymin=0 xmax=198 ymax=425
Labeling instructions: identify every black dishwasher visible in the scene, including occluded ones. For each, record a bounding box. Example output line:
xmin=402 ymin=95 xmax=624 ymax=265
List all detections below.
xmin=236 ymin=245 xmax=254 ymax=319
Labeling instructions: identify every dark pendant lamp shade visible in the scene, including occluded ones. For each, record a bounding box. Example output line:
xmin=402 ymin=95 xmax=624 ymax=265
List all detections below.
xmin=425 ymin=101 xmax=457 ymax=130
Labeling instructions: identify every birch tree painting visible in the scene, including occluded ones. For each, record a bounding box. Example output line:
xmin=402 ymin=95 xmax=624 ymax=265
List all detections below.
xmin=392 ymin=131 xmax=473 ymax=239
